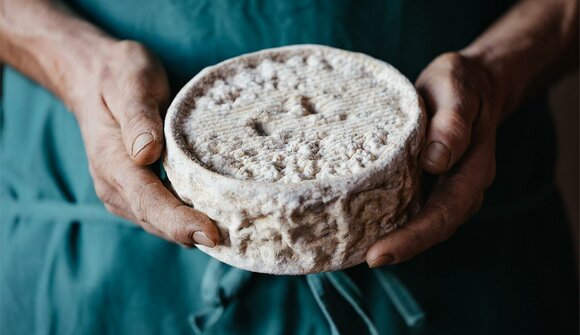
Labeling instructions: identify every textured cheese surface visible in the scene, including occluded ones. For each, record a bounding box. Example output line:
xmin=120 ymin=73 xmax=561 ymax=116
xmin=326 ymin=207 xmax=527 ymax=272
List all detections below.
xmin=164 ymin=45 xmax=426 ymax=274
xmin=186 ymin=51 xmax=409 ymax=183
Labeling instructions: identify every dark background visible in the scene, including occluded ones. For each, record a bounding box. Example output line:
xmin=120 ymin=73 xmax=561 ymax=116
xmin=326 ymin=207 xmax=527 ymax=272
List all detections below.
xmin=550 ymin=70 xmax=579 ymax=262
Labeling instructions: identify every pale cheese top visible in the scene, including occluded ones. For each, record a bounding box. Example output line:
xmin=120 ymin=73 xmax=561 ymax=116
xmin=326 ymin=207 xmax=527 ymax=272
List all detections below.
xmin=183 ymin=47 xmax=413 ymax=183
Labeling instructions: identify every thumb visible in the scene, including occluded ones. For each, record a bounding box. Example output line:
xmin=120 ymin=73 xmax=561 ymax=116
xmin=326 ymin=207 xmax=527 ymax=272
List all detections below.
xmin=416 ymin=53 xmax=480 ymax=174
xmin=112 ymin=96 xmax=164 ymax=165
xmin=126 ymin=98 xmax=164 ymax=165
xmin=99 ymin=42 xmax=170 ymax=166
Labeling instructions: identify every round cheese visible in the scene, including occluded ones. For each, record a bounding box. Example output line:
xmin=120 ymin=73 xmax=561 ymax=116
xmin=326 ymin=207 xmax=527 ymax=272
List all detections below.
xmin=164 ymin=45 xmax=426 ymax=274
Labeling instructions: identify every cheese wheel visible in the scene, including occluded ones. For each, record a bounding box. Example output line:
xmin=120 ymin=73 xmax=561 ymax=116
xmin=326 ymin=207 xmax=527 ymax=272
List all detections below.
xmin=164 ymin=45 xmax=426 ymax=274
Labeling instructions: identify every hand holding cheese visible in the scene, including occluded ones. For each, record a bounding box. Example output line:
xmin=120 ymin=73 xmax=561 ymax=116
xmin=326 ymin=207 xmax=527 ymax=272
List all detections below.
xmin=367 ymin=0 xmax=578 ymax=267
xmin=164 ymin=45 xmax=426 ymax=274
xmin=367 ymin=52 xmax=498 ymax=267
xmin=73 ymin=41 xmax=221 ymax=248
xmin=0 ymin=2 xmax=221 ymax=248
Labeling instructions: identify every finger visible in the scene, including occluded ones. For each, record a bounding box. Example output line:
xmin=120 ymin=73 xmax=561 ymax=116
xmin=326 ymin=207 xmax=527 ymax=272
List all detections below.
xmin=416 ymin=54 xmax=480 ymax=174
xmin=105 ymin=93 xmax=165 ymax=166
xmin=94 ymin=180 xmax=170 ymax=239
xmin=366 ymin=131 xmax=492 ymax=266
xmin=102 ymin=193 xmax=171 ymax=241
xmin=95 ymin=181 xmax=138 ymax=221
xmin=109 ymin=160 xmax=220 ymax=248
xmin=83 ymin=99 xmax=193 ymax=245
xmin=101 ymin=42 xmax=170 ymax=166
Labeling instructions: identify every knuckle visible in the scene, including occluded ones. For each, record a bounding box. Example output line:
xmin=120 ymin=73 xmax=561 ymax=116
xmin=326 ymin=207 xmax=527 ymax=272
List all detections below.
xmin=124 ymin=114 xmax=147 ymax=139
xmin=133 ymin=185 xmax=152 ymax=223
xmin=131 ymin=66 xmax=158 ymax=87
xmin=451 ymin=90 xmax=478 ymax=119
xmin=132 ymin=181 xmax=165 ymax=226
xmin=430 ymin=52 xmax=467 ymax=81
xmin=129 ymin=94 xmax=157 ymax=112
xmin=404 ymin=225 xmax=424 ymax=256
xmin=134 ymin=208 xmax=149 ymax=224
xmin=165 ymin=217 xmax=190 ymax=244
xmin=439 ymin=52 xmax=466 ymax=69
xmin=126 ymin=180 xmax=148 ymax=222
xmin=108 ymin=167 xmax=127 ymax=193
xmin=123 ymin=101 xmax=159 ymax=134
xmin=428 ymin=203 xmax=457 ymax=242
xmin=444 ymin=111 xmax=472 ymax=143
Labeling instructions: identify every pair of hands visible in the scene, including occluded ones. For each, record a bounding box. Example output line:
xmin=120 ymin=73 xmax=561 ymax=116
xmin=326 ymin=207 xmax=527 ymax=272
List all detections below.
xmin=73 ymin=40 xmax=501 ymax=263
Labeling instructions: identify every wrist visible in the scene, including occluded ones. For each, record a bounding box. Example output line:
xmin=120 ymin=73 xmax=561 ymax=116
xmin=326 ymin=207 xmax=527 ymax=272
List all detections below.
xmin=32 ymin=21 xmax=117 ymax=111
xmin=0 ymin=1 xmax=117 ymax=110
xmin=457 ymin=0 xmax=578 ymax=123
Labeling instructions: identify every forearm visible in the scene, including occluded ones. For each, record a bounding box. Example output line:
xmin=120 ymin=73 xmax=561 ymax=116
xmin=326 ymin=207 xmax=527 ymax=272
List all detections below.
xmin=460 ymin=0 xmax=578 ymax=120
xmin=0 ymin=0 xmax=115 ymax=107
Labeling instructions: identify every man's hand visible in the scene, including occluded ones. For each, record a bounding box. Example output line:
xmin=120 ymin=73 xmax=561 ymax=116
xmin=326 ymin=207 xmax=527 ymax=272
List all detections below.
xmin=366 ymin=52 xmax=500 ymax=266
xmin=366 ymin=0 xmax=578 ymax=267
xmin=0 ymin=1 xmax=220 ymax=247
xmin=72 ymin=41 xmax=219 ymax=248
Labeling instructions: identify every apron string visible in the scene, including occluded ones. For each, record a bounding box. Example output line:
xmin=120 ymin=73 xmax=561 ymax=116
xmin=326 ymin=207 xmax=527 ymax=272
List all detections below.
xmin=306 ymin=272 xmax=380 ymax=335
xmin=372 ymin=269 xmax=426 ymax=328
xmin=307 ymin=270 xmax=426 ymax=334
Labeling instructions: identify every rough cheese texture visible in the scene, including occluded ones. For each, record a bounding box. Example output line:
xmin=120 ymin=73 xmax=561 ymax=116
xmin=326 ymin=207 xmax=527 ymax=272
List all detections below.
xmin=164 ymin=45 xmax=426 ymax=274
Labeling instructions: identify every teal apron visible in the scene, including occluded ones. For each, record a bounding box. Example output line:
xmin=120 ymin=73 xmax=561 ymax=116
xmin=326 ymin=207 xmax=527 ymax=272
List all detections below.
xmin=1 ymin=1 xmax=577 ymax=334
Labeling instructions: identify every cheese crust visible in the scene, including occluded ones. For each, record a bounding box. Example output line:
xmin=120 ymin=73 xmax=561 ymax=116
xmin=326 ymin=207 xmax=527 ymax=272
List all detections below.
xmin=164 ymin=45 xmax=426 ymax=274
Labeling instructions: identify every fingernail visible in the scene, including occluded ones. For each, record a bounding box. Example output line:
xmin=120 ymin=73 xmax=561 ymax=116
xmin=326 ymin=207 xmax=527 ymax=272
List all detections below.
xmin=424 ymin=141 xmax=451 ymax=171
xmin=132 ymin=132 xmax=154 ymax=158
xmin=368 ymin=254 xmax=394 ymax=268
xmin=193 ymin=231 xmax=216 ymax=248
